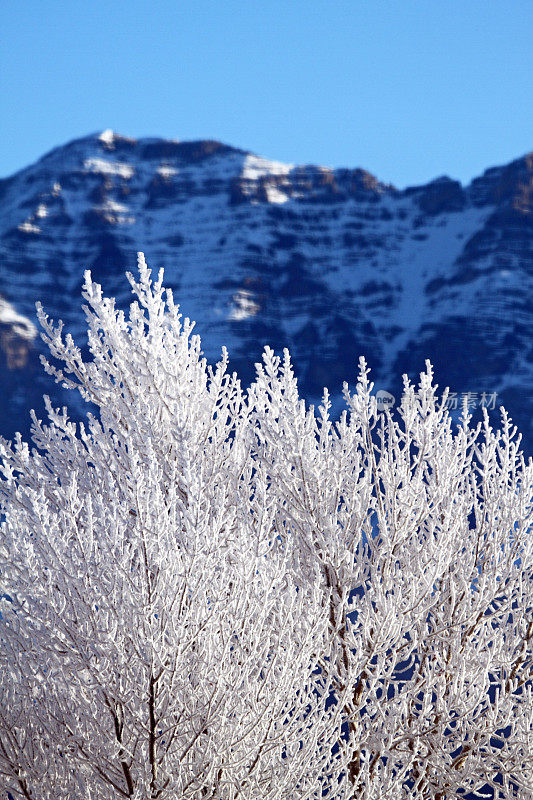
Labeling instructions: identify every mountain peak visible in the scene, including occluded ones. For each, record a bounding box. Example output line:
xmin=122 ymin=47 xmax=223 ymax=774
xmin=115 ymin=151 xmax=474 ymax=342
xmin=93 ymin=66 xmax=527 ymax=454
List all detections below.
xmin=468 ymin=151 xmax=533 ymax=208
xmin=97 ymin=128 xmax=137 ymax=150
xmin=94 ymin=129 xmax=250 ymax=164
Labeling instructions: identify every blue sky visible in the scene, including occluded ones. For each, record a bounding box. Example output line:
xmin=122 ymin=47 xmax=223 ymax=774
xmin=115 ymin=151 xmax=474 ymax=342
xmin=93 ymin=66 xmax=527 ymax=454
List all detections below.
xmin=1 ymin=1 xmax=531 ymax=187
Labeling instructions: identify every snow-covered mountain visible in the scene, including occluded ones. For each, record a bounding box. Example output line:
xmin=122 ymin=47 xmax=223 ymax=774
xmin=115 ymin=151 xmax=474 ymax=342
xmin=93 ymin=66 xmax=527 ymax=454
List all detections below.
xmin=1 ymin=131 xmax=531 ymax=452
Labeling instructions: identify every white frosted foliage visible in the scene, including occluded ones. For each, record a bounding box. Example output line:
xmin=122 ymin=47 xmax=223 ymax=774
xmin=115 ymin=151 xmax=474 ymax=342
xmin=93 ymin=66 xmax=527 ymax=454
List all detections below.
xmin=0 ymin=255 xmax=531 ymax=799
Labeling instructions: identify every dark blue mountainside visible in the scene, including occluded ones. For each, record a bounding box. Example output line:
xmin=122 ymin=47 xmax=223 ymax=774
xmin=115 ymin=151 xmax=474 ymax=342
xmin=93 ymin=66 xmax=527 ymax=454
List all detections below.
xmin=0 ymin=131 xmax=531 ymax=452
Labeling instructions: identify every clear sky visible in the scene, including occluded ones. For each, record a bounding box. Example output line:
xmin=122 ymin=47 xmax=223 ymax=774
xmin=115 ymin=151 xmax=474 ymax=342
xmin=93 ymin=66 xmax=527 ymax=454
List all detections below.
xmin=1 ymin=1 xmax=531 ymax=187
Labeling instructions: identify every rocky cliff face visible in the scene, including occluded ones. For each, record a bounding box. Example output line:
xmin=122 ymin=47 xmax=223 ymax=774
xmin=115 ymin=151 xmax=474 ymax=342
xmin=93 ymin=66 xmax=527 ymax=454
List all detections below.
xmin=1 ymin=131 xmax=531 ymax=452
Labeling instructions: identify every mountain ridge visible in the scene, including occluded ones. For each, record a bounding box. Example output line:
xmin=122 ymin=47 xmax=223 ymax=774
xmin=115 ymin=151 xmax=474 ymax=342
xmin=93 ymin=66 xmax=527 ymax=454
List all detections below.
xmin=1 ymin=132 xmax=531 ymax=452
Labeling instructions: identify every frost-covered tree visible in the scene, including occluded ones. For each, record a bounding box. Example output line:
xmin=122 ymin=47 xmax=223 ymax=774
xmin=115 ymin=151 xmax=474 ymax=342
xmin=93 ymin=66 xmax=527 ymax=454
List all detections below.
xmin=0 ymin=254 xmax=531 ymax=800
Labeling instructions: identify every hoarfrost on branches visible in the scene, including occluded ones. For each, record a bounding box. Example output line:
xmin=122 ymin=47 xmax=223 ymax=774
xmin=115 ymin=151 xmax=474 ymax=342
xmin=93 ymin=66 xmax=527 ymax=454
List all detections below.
xmin=0 ymin=254 xmax=531 ymax=799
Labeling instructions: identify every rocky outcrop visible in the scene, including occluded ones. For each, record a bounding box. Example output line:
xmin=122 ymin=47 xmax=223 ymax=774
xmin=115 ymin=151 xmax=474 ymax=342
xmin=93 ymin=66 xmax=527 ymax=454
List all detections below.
xmin=412 ymin=176 xmax=466 ymax=215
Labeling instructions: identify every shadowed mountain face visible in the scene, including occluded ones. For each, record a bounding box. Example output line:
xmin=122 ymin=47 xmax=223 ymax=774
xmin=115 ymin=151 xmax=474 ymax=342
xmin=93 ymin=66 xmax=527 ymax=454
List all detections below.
xmin=1 ymin=131 xmax=531 ymax=453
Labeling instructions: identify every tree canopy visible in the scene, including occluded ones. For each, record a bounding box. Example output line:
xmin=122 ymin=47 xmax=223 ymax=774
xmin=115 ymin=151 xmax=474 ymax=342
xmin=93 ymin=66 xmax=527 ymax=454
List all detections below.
xmin=1 ymin=254 xmax=531 ymax=799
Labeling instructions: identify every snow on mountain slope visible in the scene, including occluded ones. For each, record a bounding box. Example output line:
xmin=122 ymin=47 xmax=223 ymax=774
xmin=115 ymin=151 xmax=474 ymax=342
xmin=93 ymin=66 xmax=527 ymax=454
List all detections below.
xmin=0 ymin=132 xmax=531 ymax=452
